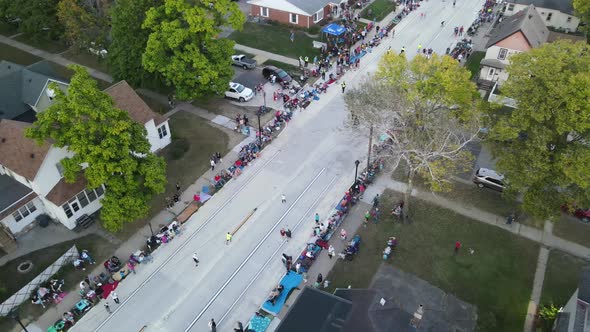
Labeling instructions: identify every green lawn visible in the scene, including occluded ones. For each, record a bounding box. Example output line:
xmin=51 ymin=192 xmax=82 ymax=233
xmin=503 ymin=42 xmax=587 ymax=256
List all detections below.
xmin=62 ymin=49 xmax=111 ymax=75
xmin=229 ymin=22 xmax=319 ymax=59
xmin=0 ymin=42 xmax=42 ymax=65
xmin=541 ymin=250 xmax=587 ymax=307
xmin=0 ymin=234 xmax=113 ymax=331
xmin=113 ymin=110 xmax=231 ymax=240
xmin=0 ymin=22 xmax=18 ymax=36
xmin=13 ymin=34 xmax=68 ymax=54
xmin=361 ymin=0 xmax=396 ymax=22
xmin=465 ymin=51 xmax=485 ymax=79
xmin=553 ymin=215 xmax=590 ymax=248
xmin=327 ymin=190 xmax=539 ymax=332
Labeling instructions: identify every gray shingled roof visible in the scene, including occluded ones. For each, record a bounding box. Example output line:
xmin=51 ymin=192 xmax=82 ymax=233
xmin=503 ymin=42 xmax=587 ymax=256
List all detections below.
xmin=288 ymin=0 xmax=334 ymax=15
xmin=578 ymin=266 xmax=590 ymax=304
xmin=0 ymin=61 xmax=63 ymax=121
xmin=486 ymin=5 xmax=549 ymax=48
xmin=510 ymin=0 xmax=575 ymax=15
xmin=0 ymin=173 xmax=33 ymax=214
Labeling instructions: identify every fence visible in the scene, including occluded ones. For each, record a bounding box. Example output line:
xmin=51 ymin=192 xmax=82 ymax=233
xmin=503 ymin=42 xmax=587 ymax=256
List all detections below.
xmin=0 ymin=245 xmax=79 ymax=316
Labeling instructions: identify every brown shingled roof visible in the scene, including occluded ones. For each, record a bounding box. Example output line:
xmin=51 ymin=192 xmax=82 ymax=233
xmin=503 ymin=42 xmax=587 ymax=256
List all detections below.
xmin=0 ymin=119 xmax=51 ymax=181
xmin=104 ymin=81 xmax=167 ymax=126
xmin=46 ymin=175 xmax=88 ymax=206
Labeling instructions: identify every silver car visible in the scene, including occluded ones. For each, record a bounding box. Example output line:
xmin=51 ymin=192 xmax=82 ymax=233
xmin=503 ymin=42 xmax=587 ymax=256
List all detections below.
xmin=473 ymin=168 xmax=505 ymax=192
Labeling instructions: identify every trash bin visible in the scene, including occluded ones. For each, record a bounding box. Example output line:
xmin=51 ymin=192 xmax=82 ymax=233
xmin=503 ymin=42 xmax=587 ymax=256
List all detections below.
xmin=37 ymin=214 xmax=51 ymax=228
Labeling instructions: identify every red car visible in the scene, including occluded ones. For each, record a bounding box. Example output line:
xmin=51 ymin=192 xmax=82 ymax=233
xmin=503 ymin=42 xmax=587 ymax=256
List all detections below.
xmin=561 ymin=204 xmax=590 ymax=222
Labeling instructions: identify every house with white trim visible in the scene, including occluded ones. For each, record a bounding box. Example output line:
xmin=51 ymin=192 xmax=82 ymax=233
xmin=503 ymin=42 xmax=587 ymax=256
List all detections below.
xmin=503 ymin=0 xmax=580 ymax=32
xmin=0 ymin=61 xmax=171 ymax=251
xmin=247 ymin=0 xmax=349 ymax=28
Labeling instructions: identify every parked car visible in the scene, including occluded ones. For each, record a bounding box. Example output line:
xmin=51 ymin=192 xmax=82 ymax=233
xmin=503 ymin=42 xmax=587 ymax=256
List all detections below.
xmin=561 ymin=204 xmax=590 ymax=222
xmin=225 ymin=82 xmax=254 ymax=102
xmin=262 ymin=65 xmax=292 ymax=85
xmin=231 ymin=54 xmax=257 ymax=69
xmin=473 ymin=168 xmax=505 ymax=192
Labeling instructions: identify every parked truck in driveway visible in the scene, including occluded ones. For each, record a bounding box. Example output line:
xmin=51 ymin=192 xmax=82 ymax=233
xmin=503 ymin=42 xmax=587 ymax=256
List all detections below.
xmin=231 ymin=54 xmax=257 ymax=69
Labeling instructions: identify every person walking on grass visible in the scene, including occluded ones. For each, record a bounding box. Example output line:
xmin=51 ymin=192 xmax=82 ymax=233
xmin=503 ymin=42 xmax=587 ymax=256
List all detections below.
xmin=454 ymin=241 xmax=461 ymax=255
xmin=226 ymin=232 xmax=233 ymax=245
xmin=193 ymin=253 xmax=199 ymax=267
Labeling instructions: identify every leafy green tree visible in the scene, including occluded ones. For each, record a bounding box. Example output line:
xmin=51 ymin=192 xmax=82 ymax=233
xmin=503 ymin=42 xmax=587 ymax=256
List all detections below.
xmin=57 ymin=0 xmax=109 ymax=49
xmin=345 ymin=54 xmax=482 ymax=220
xmin=142 ymin=0 xmax=245 ymax=99
xmin=488 ymin=40 xmax=590 ymax=220
xmin=0 ymin=0 xmax=63 ymax=39
xmin=573 ymin=0 xmax=590 ymax=41
xmin=26 ymin=65 xmax=167 ymax=231
xmin=109 ymin=0 xmax=161 ymax=86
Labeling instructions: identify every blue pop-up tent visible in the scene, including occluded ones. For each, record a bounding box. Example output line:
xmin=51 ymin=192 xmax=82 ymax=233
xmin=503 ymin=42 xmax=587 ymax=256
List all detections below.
xmin=322 ymin=23 xmax=346 ymax=36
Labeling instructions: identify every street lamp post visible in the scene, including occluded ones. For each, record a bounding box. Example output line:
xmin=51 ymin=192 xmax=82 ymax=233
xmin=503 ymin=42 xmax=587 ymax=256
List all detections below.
xmin=263 ymin=90 xmax=267 ymax=110
xmin=257 ymin=113 xmax=262 ymax=147
xmin=354 ymin=160 xmax=360 ymax=185
xmin=10 ymin=310 xmax=28 ymax=332
xmin=148 ymin=222 xmax=154 ymax=237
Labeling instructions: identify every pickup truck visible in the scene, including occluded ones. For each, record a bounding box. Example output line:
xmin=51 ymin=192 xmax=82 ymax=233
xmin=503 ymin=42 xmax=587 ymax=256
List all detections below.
xmin=231 ymin=54 xmax=257 ymax=69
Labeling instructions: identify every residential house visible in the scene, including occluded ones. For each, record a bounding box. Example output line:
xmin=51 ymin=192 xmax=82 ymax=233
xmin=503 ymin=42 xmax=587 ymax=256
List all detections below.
xmin=478 ymin=5 xmax=548 ymax=87
xmin=553 ymin=266 xmax=590 ymax=331
xmin=0 ymin=61 xmax=171 ymax=249
xmin=504 ymin=0 xmax=580 ymax=32
xmin=248 ymin=0 xmax=347 ymax=28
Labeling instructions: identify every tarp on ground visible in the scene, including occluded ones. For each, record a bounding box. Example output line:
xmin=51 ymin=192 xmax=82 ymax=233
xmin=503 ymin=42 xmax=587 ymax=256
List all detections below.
xmin=322 ymin=23 xmax=346 ymax=36
xmin=261 ymin=271 xmax=303 ymax=315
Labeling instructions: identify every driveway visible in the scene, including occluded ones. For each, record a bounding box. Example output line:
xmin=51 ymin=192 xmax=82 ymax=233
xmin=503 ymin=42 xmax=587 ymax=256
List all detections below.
xmin=232 ymin=66 xmax=266 ymax=90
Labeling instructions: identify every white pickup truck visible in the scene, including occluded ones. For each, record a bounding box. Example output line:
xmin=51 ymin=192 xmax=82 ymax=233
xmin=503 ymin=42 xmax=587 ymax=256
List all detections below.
xmin=231 ymin=54 xmax=257 ymax=69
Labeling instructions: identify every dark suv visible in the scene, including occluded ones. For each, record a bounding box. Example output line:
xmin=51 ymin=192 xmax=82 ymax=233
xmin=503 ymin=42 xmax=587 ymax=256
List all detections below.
xmin=262 ymin=65 xmax=292 ymax=85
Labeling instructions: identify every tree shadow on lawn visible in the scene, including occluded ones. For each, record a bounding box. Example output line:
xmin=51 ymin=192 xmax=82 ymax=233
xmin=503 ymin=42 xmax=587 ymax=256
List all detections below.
xmin=326 ymin=189 xmax=539 ymax=332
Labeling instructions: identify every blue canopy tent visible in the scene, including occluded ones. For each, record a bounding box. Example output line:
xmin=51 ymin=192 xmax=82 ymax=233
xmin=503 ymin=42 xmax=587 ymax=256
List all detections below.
xmin=322 ymin=23 xmax=346 ymax=36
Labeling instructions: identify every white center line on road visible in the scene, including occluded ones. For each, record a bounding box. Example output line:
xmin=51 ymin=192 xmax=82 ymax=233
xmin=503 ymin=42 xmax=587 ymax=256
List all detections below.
xmin=92 ymin=148 xmax=282 ymax=332
xmin=184 ymin=167 xmax=327 ymax=332
xmin=217 ymin=175 xmax=338 ymax=326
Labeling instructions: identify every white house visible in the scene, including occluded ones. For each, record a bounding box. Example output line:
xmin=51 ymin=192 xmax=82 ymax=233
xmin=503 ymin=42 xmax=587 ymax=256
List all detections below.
xmin=504 ymin=0 xmax=580 ymax=32
xmin=553 ymin=266 xmax=590 ymax=331
xmin=0 ymin=63 xmax=171 ymax=243
xmin=479 ymin=5 xmax=549 ymax=86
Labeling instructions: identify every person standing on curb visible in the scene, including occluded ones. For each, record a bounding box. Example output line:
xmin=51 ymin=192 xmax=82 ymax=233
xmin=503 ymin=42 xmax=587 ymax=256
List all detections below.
xmin=341 ymin=81 xmax=346 ymax=93
xmin=328 ymin=245 xmax=335 ymax=259
xmin=210 ymin=159 xmax=215 ymax=171
xmin=193 ymin=253 xmax=199 ymax=267
xmin=126 ymin=261 xmax=136 ymax=274
xmin=209 ymin=318 xmax=217 ymax=331
xmin=111 ymin=292 xmax=120 ymax=304
xmin=226 ymin=232 xmax=233 ymax=245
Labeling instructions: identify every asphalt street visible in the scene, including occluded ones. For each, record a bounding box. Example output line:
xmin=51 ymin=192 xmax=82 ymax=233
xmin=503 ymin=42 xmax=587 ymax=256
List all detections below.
xmin=72 ymin=0 xmax=486 ymax=331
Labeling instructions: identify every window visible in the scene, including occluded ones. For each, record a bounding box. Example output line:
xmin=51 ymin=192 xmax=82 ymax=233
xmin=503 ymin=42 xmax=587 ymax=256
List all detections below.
xmin=158 ymin=125 xmax=168 ymax=139
xmin=95 ymin=185 xmax=105 ymax=197
xmin=546 ymin=12 xmax=552 ymax=21
xmin=497 ymin=48 xmax=508 ymax=60
xmin=86 ymin=189 xmax=97 ymax=202
xmin=260 ymin=7 xmax=269 ymax=17
xmin=567 ymin=16 xmax=572 ymax=22
xmin=290 ymin=13 xmax=298 ymax=24
xmin=313 ymin=10 xmax=324 ymax=23
xmin=507 ymin=4 xmax=514 ymax=11
xmin=12 ymin=202 xmax=37 ymax=222
xmin=69 ymin=198 xmax=80 ymax=212
xmin=77 ymin=192 xmax=89 ymax=208
xmin=62 ymin=204 xmax=73 ymax=218
xmin=56 ymin=162 xmax=64 ymax=177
